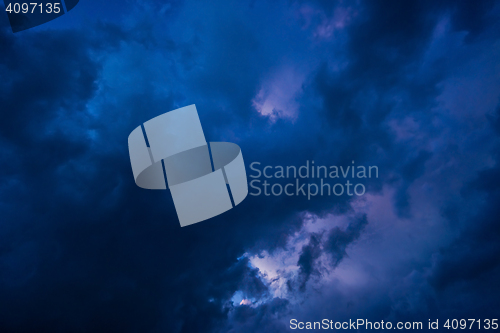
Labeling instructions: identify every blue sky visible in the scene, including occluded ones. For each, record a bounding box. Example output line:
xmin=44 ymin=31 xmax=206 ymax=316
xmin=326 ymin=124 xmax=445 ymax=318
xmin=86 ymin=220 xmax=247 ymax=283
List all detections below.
xmin=1 ymin=0 xmax=500 ymax=332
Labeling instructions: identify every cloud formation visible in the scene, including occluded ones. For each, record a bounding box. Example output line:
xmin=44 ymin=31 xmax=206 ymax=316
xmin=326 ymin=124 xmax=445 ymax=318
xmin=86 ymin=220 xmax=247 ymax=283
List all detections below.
xmin=0 ymin=0 xmax=499 ymax=332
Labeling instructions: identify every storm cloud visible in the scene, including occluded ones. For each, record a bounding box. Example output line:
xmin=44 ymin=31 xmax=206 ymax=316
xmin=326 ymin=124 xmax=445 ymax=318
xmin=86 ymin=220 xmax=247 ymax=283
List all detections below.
xmin=0 ymin=0 xmax=500 ymax=332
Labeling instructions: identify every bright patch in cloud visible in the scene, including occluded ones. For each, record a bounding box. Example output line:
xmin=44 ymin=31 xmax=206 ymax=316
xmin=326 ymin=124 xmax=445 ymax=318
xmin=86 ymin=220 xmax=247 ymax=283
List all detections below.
xmin=252 ymin=67 xmax=305 ymax=121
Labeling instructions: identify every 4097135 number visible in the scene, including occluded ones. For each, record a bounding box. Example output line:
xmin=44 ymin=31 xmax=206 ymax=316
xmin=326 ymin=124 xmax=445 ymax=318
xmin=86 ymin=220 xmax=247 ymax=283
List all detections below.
xmin=5 ymin=3 xmax=61 ymax=14
xmin=444 ymin=319 xmax=499 ymax=330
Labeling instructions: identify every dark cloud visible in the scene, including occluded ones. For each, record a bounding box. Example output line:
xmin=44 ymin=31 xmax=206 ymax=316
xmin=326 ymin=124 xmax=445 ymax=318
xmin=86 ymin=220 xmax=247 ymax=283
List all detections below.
xmin=487 ymin=103 xmax=500 ymax=135
xmin=428 ymin=158 xmax=500 ymax=319
xmin=394 ymin=150 xmax=433 ymax=217
xmin=326 ymin=214 xmax=368 ymax=264
xmin=0 ymin=0 xmax=499 ymax=332
xmin=449 ymin=0 xmax=498 ymax=41
xmin=296 ymin=233 xmax=322 ymax=291
xmin=291 ymin=215 xmax=369 ymax=293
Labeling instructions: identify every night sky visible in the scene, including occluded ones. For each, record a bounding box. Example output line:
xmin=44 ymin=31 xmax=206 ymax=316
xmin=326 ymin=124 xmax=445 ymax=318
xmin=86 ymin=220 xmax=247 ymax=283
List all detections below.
xmin=1 ymin=0 xmax=500 ymax=332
